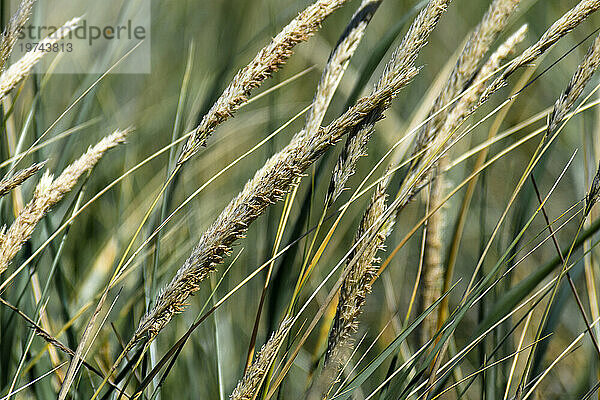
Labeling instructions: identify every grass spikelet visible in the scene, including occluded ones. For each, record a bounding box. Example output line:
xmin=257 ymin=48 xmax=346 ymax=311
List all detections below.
xmin=0 ymin=17 xmax=79 ymax=100
xmin=327 ymin=111 xmax=378 ymax=206
xmin=135 ymin=0 xmax=451 ymax=343
xmin=372 ymin=0 xmax=450 ymax=95
xmin=177 ymin=0 xmax=351 ymax=164
xmin=0 ymin=128 xmax=131 ymax=274
xmin=315 ymin=0 xmax=381 ymax=207
xmin=230 ymin=318 xmax=293 ymax=400
xmin=0 ymin=0 xmax=35 ymax=71
xmin=439 ymin=24 xmax=528 ymax=145
xmin=548 ymin=32 xmax=600 ymax=136
xmin=309 ymin=175 xmax=393 ymax=399
xmin=328 ymin=177 xmax=392 ymax=358
xmin=0 ymin=161 xmax=45 ymax=198
xmin=415 ymin=24 xmax=527 ymax=190
xmin=306 ymin=0 xmax=381 ymax=138
xmin=327 ymin=0 xmax=452 ymax=206
xmin=482 ymin=0 xmax=600 ymax=103
xmin=416 ymin=0 xmax=520 ymax=151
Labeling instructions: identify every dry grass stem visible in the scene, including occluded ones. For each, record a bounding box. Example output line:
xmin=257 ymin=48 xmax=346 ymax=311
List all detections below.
xmin=0 ymin=296 xmax=74 ymax=359
xmin=0 ymin=17 xmax=79 ymax=101
xmin=0 ymin=161 xmax=45 ymax=198
xmin=0 ymin=129 xmax=131 ymax=274
xmin=135 ymin=0 xmax=451 ymax=343
xmin=548 ymin=32 xmax=600 ymax=135
xmin=178 ymin=0 xmax=351 ymax=164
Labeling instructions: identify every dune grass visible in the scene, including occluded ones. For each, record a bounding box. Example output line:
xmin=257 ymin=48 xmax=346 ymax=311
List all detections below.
xmin=2 ymin=0 xmax=600 ymax=399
